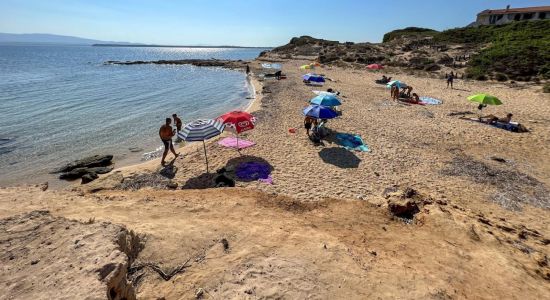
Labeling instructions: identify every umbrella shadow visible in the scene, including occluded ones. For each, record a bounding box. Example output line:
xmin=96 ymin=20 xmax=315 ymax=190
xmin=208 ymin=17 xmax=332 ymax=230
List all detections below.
xmin=181 ymin=172 xmax=217 ymax=189
xmin=318 ymin=147 xmax=361 ymax=168
xmin=225 ymin=155 xmax=274 ymax=182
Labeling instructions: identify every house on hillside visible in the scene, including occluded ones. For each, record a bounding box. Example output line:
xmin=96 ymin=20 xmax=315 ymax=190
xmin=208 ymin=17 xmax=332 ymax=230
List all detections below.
xmin=474 ymin=5 xmax=549 ymax=26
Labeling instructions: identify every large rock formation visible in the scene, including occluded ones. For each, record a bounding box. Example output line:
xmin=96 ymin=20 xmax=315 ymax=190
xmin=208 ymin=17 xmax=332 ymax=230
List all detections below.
xmin=0 ymin=210 xmax=144 ymax=300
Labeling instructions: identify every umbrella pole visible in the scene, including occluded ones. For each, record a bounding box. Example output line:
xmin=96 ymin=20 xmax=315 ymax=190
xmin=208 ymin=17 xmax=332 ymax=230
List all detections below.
xmin=203 ymin=140 xmax=209 ymax=173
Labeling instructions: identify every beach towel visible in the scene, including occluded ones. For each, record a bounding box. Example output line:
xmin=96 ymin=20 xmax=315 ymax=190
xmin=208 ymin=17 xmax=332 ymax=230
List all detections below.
xmin=218 ymin=137 xmax=255 ymax=149
xmin=235 ymin=162 xmax=271 ymax=181
xmin=335 ymin=133 xmax=370 ymax=152
xmin=419 ymin=96 xmax=443 ymax=105
xmin=261 ymin=63 xmax=282 ymax=69
xmin=313 ymin=90 xmax=337 ymax=96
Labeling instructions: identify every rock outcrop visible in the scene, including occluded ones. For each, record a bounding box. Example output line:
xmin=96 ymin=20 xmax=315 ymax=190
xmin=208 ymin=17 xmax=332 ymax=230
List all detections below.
xmin=0 ymin=210 xmax=144 ymax=300
xmin=52 ymin=155 xmax=114 ymax=184
xmin=104 ymin=59 xmax=249 ymax=70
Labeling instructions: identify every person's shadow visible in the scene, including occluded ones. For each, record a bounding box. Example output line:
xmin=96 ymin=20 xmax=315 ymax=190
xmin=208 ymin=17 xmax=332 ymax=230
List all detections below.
xmin=159 ymin=157 xmax=178 ymax=179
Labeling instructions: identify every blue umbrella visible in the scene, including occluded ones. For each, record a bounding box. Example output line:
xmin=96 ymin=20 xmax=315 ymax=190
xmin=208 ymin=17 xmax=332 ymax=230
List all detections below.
xmin=177 ymin=119 xmax=225 ymax=173
xmin=303 ymin=104 xmax=338 ymax=119
xmin=302 ymin=73 xmax=325 ymax=83
xmin=310 ymin=94 xmax=342 ymax=106
xmin=386 ymin=80 xmax=407 ymax=89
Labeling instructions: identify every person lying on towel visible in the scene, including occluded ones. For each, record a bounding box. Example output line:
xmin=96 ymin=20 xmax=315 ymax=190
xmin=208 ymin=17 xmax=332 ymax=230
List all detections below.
xmin=479 ymin=113 xmax=513 ymax=124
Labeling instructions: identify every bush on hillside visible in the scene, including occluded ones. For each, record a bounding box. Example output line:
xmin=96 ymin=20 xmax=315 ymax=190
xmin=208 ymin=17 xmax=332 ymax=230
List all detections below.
xmin=382 ymin=27 xmax=438 ymax=43
xmin=543 ymin=83 xmax=550 ymax=93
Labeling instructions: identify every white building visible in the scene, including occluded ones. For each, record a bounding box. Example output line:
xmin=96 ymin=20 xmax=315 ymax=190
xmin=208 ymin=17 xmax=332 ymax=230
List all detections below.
xmin=475 ymin=5 xmax=550 ymax=26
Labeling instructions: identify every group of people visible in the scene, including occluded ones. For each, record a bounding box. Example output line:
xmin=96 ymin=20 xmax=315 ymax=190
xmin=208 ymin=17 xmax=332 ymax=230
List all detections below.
xmin=389 ymin=82 xmax=414 ymax=102
xmin=158 ymin=113 xmax=183 ymax=165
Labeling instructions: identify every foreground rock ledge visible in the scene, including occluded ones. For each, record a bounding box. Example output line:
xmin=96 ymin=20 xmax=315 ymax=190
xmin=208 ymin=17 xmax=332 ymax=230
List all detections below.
xmin=0 ymin=210 xmax=143 ymax=300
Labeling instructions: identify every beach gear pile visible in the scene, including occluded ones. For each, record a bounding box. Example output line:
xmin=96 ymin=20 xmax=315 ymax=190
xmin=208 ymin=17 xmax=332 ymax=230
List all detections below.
xmin=235 ymin=161 xmax=272 ymax=182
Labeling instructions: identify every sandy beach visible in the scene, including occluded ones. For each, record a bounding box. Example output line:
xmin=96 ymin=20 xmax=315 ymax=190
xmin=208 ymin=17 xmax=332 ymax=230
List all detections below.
xmin=1 ymin=58 xmax=549 ymax=299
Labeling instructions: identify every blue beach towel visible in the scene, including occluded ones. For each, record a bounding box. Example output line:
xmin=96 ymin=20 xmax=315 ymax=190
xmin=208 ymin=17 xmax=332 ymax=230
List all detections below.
xmin=235 ymin=162 xmax=271 ymax=181
xmin=419 ymin=96 xmax=442 ymax=105
xmin=335 ymin=133 xmax=370 ymax=152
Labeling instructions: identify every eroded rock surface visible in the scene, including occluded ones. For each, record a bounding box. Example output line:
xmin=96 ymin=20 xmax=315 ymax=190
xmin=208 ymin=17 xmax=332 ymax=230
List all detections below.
xmin=0 ymin=210 xmax=143 ymax=300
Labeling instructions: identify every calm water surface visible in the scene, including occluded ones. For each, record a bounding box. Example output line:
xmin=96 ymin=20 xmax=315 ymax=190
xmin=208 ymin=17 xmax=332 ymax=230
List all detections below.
xmin=0 ymin=45 xmax=268 ymax=186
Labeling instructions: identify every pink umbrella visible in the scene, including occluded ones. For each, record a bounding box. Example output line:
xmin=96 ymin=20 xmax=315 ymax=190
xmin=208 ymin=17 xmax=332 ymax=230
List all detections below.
xmin=367 ymin=64 xmax=384 ymax=70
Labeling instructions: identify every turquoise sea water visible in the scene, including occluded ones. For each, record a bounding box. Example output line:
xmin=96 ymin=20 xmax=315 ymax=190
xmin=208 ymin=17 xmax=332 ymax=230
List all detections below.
xmin=0 ymin=45 xmax=268 ymax=186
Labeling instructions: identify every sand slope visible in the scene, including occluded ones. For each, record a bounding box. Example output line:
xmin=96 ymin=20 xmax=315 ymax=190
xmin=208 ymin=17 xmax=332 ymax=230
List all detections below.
xmin=0 ymin=186 xmax=548 ymax=299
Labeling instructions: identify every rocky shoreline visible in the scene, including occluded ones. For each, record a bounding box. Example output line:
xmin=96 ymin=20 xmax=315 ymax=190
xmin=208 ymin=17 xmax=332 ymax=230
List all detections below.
xmin=104 ymin=59 xmax=250 ymax=70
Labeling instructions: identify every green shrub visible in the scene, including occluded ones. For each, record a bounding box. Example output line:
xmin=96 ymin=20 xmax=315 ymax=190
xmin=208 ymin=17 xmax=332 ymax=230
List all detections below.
xmin=383 ymin=27 xmax=438 ymax=43
xmin=475 ymin=74 xmax=488 ymax=81
xmin=543 ymin=83 xmax=550 ymax=93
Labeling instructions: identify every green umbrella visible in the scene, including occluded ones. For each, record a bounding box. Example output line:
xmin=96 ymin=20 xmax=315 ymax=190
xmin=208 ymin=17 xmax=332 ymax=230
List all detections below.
xmin=467 ymin=94 xmax=503 ymax=105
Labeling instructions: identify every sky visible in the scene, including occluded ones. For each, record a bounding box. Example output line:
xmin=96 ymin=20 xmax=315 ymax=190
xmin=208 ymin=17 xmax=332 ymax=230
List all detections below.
xmin=0 ymin=0 xmax=548 ymax=46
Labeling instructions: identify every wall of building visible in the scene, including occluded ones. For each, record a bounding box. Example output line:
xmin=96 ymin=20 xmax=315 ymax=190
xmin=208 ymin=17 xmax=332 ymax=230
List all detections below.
xmin=476 ymin=10 xmax=549 ymax=26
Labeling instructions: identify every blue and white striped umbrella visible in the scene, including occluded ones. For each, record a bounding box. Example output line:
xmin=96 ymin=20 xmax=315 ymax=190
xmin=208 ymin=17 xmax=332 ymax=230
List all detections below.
xmin=178 ymin=119 xmax=225 ymax=141
xmin=177 ymin=119 xmax=225 ymax=173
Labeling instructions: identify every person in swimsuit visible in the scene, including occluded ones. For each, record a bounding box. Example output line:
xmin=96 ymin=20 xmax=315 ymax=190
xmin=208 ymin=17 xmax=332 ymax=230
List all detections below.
xmin=411 ymin=93 xmax=420 ymax=103
xmin=172 ymin=114 xmax=182 ymax=132
xmin=480 ymin=113 xmax=513 ymax=124
xmin=390 ymin=85 xmax=399 ymax=101
xmin=304 ymin=116 xmax=314 ymax=136
xmin=159 ymin=118 xmax=179 ymax=165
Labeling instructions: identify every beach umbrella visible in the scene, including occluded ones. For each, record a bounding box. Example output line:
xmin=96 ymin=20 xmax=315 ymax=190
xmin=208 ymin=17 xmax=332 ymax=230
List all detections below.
xmin=367 ymin=64 xmax=384 ymax=70
xmin=386 ymin=80 xmax=407 ymax=89
xmin=467 ymin=94 xmax=503 ymax=106
xmin=217 ymin=111 xmax=256 ymax=133
xmin=177 ymin=119 xmax=225 ymax=173
xmin=310 ymin=94 xmax=342 ymax=107
xmin=217 ymin=111 xmax=256 ymax=150
xmin=302 ymin=73 xmax=325 ymax=83
xmin=303 ymin=104 xmax=338 ymax=119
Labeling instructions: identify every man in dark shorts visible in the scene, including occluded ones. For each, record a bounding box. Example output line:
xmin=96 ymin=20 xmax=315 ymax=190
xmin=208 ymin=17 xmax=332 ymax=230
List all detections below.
xmin=159 ymin=118 xmax=179 ymax=165
xmin=447 ymin=72 xmax=454 ymax=89
xmin=172 ymin=114 xmax=182 ymax=132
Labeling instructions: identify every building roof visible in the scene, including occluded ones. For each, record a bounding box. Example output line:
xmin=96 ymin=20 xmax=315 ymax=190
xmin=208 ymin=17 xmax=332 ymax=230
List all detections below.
xmin=478 ymin=6 xmax=550 ymax=16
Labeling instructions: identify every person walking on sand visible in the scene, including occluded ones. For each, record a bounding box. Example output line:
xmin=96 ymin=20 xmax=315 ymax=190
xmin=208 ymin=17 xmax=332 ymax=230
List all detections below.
xmin=447 ymin=72 xmax=454 ymax=89
xmin=172 ymin=113 xmax=182 ymax=132
xmin=159 ymin=118 xmax=179 ymax=165
xmin=246 ymin=65 xmax=250 ymax=75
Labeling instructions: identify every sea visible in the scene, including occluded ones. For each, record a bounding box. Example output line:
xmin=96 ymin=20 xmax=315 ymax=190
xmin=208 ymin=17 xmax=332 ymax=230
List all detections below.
xmin=0 ymin=44 xmax=269 ymax=186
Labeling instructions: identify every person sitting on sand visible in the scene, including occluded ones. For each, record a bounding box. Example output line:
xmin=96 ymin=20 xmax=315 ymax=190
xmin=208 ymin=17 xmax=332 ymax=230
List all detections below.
xmin=304 ymin=116 xmax=315 ymax=136
xmin=480 ymin=113 xmax=513 ymax=124
xmin=400 ymin=86 xmax=413 ymax=98
xmin=159 ymin=118 xmax=179 ymax=165
xmin=411 ymin=93 xmax=420 ymax=103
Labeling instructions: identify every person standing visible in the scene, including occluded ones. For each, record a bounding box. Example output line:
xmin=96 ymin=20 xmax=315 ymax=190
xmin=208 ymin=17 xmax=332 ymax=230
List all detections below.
xmin=447 ymin=72 xmax=454 ymax=89
xmin=246 ymin=64 xmax=250 ymax=75
xmin=159 ymin=118 xmax=179 ymax=165
xmin=172 ymin=113 xmax=182 ymax=132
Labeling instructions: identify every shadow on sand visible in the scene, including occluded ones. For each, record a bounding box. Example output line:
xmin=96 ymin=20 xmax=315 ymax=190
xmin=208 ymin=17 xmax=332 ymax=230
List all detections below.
xmin=318 ymin=147 xmax=361 ymax=168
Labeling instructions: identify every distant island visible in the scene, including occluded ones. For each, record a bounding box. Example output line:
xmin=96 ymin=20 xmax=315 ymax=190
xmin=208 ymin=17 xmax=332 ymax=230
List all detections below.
xmin=93 ymin=44 xmax=270 ymax=49
xmin=0 ymin=32 xmax=139 ymax=45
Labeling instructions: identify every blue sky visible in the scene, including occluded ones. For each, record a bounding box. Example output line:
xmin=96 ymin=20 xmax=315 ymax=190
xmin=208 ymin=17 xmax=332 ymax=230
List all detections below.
xmin=0 ymin=0 xmax=548 ymax=46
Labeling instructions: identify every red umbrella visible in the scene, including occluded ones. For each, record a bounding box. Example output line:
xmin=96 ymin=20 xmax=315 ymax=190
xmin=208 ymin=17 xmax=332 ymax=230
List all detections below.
xmin=367 ymin=64 xmax=384 ymax=70
xmin=218 ymin=111 xmax=256 ymax=133
xmin=217 ymin=111 xmax=256 ymax=150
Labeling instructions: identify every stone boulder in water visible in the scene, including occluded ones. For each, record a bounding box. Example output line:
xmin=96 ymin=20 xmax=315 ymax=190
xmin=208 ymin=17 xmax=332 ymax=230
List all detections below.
xmin=53 ymin=155 xmax=114 ymax=184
